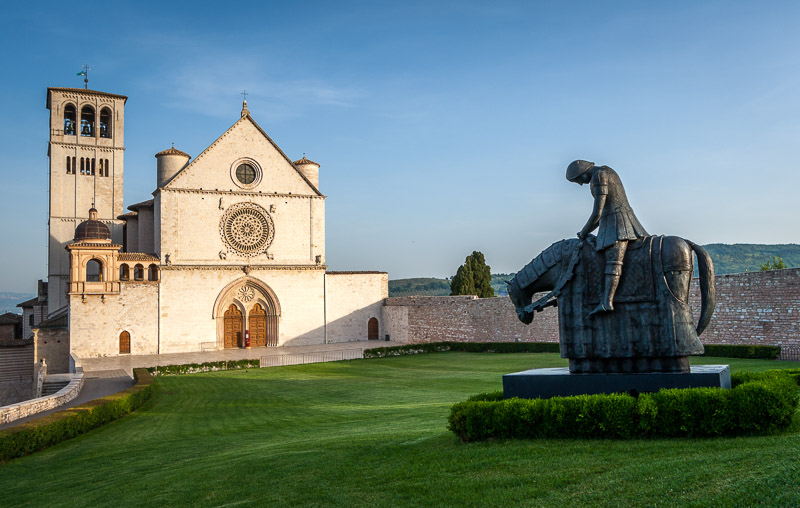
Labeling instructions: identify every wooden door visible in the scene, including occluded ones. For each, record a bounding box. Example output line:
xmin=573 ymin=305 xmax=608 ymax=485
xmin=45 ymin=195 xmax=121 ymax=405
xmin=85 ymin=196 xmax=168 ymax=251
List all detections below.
xmin=119 ymin=331 xmax=131 ymax=354
xmin=249 ymin=303 xmax=267 ymax=347
xmin=368 ymin=318 xmax=379 ymax=340
xmin=224 ymin=304 xmax=242 ymax=349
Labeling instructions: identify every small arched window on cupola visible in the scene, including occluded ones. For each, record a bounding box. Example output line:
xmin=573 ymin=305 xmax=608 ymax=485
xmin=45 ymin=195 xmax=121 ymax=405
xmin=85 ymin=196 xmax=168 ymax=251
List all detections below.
xmin=134 ymin=264 xmax=144 ymax=281
xmin=99 ymin=108 xmax=112 ymax=138
xmin=63 ymin=104 xmax=76 ymax=135
xmin=86 ymin=259 xmax=103 ymax=282
xmin=148 ymin=264 xmax=159 ymax=281
xmin=119 ymin=264 xmax=130 ymax=281
xmin=80 ymin=106 xmax=95 ymax=137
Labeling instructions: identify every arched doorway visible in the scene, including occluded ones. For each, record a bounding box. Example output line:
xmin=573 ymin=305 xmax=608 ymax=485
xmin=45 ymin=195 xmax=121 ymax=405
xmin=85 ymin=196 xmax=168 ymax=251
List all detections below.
xmin=214 ymin=277 xmax=281 ymax=349
xmin=224 ymin=304 xmax=243 ymax=349
xmin=119 ymin=331 xmax=131 ymax=354
xmin=368 ymin=318 xmax=379 ymax=340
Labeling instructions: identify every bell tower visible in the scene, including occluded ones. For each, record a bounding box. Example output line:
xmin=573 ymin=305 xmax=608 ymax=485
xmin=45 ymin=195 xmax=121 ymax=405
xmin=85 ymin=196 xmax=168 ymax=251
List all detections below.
xmin=46 ymin=87 xmax=127 ymax=313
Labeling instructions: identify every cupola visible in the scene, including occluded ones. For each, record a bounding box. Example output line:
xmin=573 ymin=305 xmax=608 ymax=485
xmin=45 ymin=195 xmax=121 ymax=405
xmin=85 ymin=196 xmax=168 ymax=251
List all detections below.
xmin=293 ymin=156 xmax=320 ymax=189
xmin=74 ymin=208 xmax=111 ymax=242
xmin=155 ymin=146 xmax=191 ymax=187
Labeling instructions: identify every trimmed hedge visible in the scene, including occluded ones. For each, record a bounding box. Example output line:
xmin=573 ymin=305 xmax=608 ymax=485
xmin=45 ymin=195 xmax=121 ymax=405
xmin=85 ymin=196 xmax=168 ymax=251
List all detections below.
xmin=364 ymin=341 xmax=560 ymax=358
xmin=365 ymin=342 xmax=781 ymax=360
xmin=147 ymin=359 xmax=261 ymax=376
xmin=448 ymin=370 xmax=799 ymax=441
xmin=0 ymin=368 xmax=154 ymax=464
xmin=702 ymin=344 xmax=781 ymax=359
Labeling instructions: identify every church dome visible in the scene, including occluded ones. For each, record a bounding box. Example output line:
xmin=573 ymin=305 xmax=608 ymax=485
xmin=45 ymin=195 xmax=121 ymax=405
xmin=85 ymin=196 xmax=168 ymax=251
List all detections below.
xmin=74 ymin=208 xmax=111 ymax=241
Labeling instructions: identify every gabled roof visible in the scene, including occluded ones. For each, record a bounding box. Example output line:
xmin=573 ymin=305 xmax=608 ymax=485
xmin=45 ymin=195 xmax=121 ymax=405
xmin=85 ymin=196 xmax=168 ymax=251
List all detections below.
xmin=17 ymin=297 xmax=38 ymax=308
xmin=164 ymin=113 xmax=323 ymax=196
xmin=127 ymin=199 xmax=154 ymax=211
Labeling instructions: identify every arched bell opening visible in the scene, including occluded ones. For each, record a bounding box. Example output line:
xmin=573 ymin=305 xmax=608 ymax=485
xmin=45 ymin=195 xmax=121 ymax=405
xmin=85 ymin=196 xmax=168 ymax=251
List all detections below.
xmin=63 ymin=104 xmax=76 ymax=135
xmin=80 ymin=105 xmax=95 ymax=137
xmin=99 ymin=107 xmax=112 ymax=139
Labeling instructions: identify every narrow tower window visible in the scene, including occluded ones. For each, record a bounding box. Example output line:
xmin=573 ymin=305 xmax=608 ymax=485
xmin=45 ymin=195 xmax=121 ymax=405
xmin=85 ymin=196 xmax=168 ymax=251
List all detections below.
xmin=92 ymin=158 xmax=96 ymax=175
xmin=105 ymin=159 xmax=110 ymax=177
xmin=72 ymin=157 xmax=76 ymax=174
xmin=80 ymin=106 xmax=95 ymax=137
xmin=64 ymin=104 xmax=76 ymax=135
xmin=66 ymin=156 xmax=71 ymax=174
xmin=80 ymin=158 xmax=85 ymax=175
xmin=99 ymin=108 xmax=112 ymax=138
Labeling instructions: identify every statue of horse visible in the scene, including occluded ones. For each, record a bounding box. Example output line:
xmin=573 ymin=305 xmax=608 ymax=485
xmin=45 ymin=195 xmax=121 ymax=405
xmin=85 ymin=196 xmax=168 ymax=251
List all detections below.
xmin=508 ymin=235 xmax=715 ymax=373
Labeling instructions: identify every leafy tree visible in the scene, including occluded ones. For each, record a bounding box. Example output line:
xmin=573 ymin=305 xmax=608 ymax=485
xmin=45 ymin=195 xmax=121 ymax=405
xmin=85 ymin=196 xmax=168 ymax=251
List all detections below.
xmin=450 ymin=251 xmax=495 ymax=298
xmin=760 ymin=255 xmax=787 ymax=271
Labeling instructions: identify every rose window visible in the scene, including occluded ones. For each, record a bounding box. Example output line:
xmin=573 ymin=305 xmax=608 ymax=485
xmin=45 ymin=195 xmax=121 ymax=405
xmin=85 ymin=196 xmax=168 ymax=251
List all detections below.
xmin=237 ymin=286 xmax=255 ymax=302
xmin=220 ymin=203 xmax=275 ymax=256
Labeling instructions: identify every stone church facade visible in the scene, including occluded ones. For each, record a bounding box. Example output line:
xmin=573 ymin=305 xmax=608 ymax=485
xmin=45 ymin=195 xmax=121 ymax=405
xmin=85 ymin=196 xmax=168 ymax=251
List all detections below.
xmin=43 ymin=87 xmax=387 ymax=364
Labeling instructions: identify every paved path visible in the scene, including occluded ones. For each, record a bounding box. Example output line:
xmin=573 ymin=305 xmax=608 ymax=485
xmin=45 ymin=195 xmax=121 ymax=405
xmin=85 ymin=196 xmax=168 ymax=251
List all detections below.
xmin=80 ymin=340 xmax=402 ymax=373
xmin=0 ymin=340 xmax=402 ymax=430
xmin=0 ymin=370 xmax=134 ymax=431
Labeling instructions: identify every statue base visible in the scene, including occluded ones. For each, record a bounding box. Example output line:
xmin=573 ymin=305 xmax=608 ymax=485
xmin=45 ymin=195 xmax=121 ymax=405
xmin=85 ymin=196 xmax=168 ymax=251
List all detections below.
xmin=503 ymin=365 xmax=731 ymax=399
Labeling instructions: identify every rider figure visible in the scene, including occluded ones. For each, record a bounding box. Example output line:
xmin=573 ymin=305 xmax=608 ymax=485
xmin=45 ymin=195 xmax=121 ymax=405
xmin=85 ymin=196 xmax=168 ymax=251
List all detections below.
xmin=567 ymin=160 xmax=649 ymax=317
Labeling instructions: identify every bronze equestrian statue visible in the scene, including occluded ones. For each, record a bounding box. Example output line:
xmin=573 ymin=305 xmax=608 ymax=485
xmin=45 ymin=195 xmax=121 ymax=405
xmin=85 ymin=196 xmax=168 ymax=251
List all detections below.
xmin=508 ymin=161 xmax=715 ymax=374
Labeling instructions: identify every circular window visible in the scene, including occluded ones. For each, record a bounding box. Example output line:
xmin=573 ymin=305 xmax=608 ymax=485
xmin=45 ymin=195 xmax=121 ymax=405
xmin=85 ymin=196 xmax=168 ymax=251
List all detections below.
xmin=236 ymin=164 xmax=256 ymax=185
xmin=219 ymin=203 xmax=275 ymax=256
xmin=229 ymin=158 xmax=262 ymax=189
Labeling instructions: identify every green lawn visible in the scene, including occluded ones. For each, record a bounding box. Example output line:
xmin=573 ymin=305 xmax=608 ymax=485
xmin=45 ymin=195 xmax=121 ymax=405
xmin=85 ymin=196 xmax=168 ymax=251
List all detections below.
xmin=3 ymin=353 xmax=800 ymax=507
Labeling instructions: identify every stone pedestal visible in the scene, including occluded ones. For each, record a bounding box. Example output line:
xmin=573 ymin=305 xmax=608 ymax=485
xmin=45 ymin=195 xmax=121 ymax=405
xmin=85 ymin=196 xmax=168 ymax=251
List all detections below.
xmin=502 ymin=365 xmax=731 ymax=399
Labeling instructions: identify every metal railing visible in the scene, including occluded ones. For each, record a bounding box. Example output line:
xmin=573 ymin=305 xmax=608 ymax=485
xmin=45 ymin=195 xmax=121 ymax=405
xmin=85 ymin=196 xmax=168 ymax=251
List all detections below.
xmin=779 ymin=346 xmax=800 ymax=361
xmin=261 ymin=349 xmax=363 ymax=367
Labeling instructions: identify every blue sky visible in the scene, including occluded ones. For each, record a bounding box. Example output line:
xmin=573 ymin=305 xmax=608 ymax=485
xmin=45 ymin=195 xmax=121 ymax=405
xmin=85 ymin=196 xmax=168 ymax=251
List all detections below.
xmin=2 ymin=0 xmax=799 ymax=293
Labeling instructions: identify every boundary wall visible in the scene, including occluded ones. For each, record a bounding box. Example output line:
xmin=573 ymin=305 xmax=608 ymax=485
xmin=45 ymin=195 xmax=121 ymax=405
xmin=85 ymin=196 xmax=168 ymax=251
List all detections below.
xmin=384 ymin=268 xmax=800 ymax=350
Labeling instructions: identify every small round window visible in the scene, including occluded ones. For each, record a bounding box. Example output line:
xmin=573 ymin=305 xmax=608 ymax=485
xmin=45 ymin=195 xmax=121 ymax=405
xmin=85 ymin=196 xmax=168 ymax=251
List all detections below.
xmin=236 ymin=164 xmax=256 ymax=185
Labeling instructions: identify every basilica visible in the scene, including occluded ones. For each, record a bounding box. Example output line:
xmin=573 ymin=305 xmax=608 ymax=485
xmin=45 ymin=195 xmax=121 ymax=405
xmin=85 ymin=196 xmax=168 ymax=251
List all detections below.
xmin=36 ymin=87 xmax=387 ymax=371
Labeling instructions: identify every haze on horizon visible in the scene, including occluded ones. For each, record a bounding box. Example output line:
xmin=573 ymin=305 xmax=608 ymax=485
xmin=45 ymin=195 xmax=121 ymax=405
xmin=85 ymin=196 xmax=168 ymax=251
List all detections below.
xmin=1 ymin=0 xmax=799 ymax=293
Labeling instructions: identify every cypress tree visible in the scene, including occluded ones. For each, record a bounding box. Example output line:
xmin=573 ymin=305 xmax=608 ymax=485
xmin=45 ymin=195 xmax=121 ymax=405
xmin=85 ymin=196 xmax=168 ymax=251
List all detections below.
xmin=450 ymin=251 xmax=494 ymax=298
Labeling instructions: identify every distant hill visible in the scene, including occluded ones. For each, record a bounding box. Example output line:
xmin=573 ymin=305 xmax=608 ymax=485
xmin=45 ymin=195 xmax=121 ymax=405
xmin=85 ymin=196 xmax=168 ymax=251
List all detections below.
xmin=389 ymin=244 xmax=800 ymax=297
xmin=0 ymin=293 xmax=33 ymax=316
xmin=701 ymin=244 xmax=800 ymax=275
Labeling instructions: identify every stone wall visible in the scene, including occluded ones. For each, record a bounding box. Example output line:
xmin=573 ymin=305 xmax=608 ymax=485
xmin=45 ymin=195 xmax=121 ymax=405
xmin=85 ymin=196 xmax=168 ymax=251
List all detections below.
xmin=69 ymin=282 xmax=159 ymax=358
xmin=385 ymin=268 xmax=800 ymax=349
xmin=0 ymin=369 xmax=84 ymax=425
xmin=326 ymin=272 xmax=388 ymax=343
xmin=34 ymin=327 xmax=70 ymax=374
xmin=383 ymin=295 xmax=558 ymax=344
xmin=689 ymin=268 xmax=800 ymax=348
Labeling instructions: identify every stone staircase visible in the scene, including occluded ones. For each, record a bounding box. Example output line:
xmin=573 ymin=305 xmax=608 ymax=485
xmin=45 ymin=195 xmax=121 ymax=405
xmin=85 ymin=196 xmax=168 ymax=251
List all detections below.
xmin=41 ymin=380 xmax=69 ymax=396
xmin=0 ymin=345 xmax=34 ymax=383
xmin=40 ymin=374 xmax=73 ymax=396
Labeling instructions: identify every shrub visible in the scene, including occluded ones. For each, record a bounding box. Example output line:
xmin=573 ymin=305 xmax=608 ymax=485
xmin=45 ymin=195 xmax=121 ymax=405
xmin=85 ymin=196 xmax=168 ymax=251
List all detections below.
xmin=365 ymin=342 xmax=780 ymax=360
xmin=448 ymin=370 xmax=799 ymax=442
xmin=0 ymin=369 xmax=154 ymax=463
xmin=701 ymin=344 xmax=780 ymax=359
xmin=147 ymin=359 xmax=261 ymax=376
xmin=364 ymin=341 xmax=560 ymax=358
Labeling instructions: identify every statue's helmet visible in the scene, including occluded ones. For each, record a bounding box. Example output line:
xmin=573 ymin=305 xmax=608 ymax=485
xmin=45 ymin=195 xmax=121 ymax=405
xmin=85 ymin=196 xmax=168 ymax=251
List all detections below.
xmin=566 ymin=160 xmax=595 ymax=182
